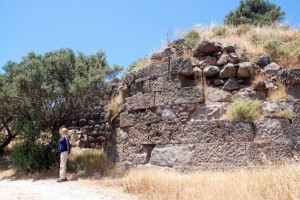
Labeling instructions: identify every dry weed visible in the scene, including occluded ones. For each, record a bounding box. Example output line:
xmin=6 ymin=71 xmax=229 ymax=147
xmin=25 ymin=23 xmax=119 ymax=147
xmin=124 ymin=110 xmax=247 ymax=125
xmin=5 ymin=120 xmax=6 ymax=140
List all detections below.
xmin=122 ymin=164 xmax=300 ymax=200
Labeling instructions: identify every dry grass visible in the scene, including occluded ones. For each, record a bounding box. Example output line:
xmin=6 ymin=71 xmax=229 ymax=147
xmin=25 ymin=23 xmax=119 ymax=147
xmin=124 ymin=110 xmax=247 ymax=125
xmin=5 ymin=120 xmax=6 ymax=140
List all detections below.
xmin=127 ymin=56 xmax=151 ymax=72
xmin=122 ymin=164 xmax=300 ymax=200
xmin=252 ymin=73 xmax=268 ymax=86
xmin=268 ymin=83 xmax=289 ymax=100
xmin=105 ymin=92 xmax=123 ymax=117
xmin=196 ymin=76 xmax=209 ymax=101
xmin=178 ymin=24 xmax=300 ymax=68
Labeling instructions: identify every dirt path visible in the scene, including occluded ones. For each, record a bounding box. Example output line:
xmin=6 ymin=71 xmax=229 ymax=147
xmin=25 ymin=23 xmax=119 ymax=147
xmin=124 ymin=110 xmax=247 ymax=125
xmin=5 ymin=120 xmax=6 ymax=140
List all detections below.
xmin=0 ymin=177 xmax=139 ymax=200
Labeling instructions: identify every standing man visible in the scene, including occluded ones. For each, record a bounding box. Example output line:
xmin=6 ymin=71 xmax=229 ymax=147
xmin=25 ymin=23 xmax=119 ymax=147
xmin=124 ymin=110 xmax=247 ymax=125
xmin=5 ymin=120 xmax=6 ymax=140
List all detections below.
xmin=57 ymin=128 xmax=70 ymax=182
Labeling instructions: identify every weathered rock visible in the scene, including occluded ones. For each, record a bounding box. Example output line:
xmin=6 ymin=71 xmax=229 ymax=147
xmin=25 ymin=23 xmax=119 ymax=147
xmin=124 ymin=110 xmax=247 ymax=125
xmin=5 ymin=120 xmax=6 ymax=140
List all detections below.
xmin=203 ymin=65 xmax=220 ymax=77
xmin=155 ymin=87 xmax=203 ymax=106
xmin=120 ymin=110 xmax=161 ymax=128
xmin=193 ymin=67 xmax=202 ymax=77
xmin=222 ymin=78 xmax=239 ymax=91
xmin=264 ymin=62 xmax=281 ymax=76
xmin=234 ymin=88 xmax=267 ymax=100
xmin=213 ymin=79 xmax=225 ymax=86
xmin=161 ymin=108 xmax=178 ymax=121
xmin=239 ymin=62 xmax=256 ymax=77
xmin=254 ymin=54 xmax=271 ymax=67
xmin=204 ymin=56 xmax=217 ymax=66
xmin=190 ymin=103 xmax=228 ymax=120
xmin=207 ymin=87 xmax=232 ymax=102
xmin=253 ymin=81 xmax=267 ymax=91
xmin=217 ymin=54 xmax=228 ymax=66
xmin=150 ymin=143 xmax=248 ymax=167
xmin=255 ymin=118 xmax=291 ymax=142
xmin=246 ymin=142 xmax=294 ymax=164
xmin=287 ymin=84 xmax=300 ymax=99
xmin=193 ymin=40 xmax=222 ymax=56
xmin=228 ymin=53 xmax=239 ymax=64
xmin=219 ymin=63 xmax=237 ymax=78
xmin=222 ymin=44 xmax=235 ymax=53
xmin=126 ymin=93 xmax=155 ymax=111
xmin=237 ymin=64 xmax=250 ymax=79
xmin=170 ymin=58 xmax=193 ymax=76
xmin=277 ymin=68 xmax=300 ymax=84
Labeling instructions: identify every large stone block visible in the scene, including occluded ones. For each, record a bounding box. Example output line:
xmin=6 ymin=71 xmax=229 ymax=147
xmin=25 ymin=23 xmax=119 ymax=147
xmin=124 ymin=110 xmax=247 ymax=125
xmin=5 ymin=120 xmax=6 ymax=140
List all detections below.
xmin=227 ymin=120 xmax=255 ymax=142
xmin=155 ymin=87 xmax=203 ymax=106
xmin=150 ymin=62 xmax=169 ymax=78
xmin=277 ymin=68 xmax=300 ymax=84
xmin=149 ymin=144 xmax=195 ymax=167
xmin=126 ymin=93 xmax=155 ymax=111
xmin=255 ymin=118 xmax=291 ymax=143
xmin=246 ymin=142 xmax=294 ymax=164
xmin=171 ymin=120 xmax=254 ymax=144
xmin=170 ymin=58 xmax=193 ymax=76
xmin=134 ymin=65 xmax=152 ymax=80
xmin=120 ymin=110 xmax=161 ymax=128
xmin=128 ymin=122 xmax=173 ymax=144
xmin=161 ymin=74 xmax=182 ymax=90
xmin=116 ymin=143 xmax=148 ymax=165
xmin=171 ymin=120 xmax=228 ymax=143
xmin=149 ymin=143 xmax=247 ymax=167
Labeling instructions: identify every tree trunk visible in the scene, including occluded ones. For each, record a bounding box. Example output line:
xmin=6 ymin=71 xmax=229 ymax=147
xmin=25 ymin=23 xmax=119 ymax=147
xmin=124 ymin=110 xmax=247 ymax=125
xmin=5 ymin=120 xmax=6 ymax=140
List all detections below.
xmin=51 ymin=121 xmax=60 ymax=142
xmin=0 ymin=133 xmax=17 ymax=149
xmin=0 ymin=121 xmax=17 ymax=149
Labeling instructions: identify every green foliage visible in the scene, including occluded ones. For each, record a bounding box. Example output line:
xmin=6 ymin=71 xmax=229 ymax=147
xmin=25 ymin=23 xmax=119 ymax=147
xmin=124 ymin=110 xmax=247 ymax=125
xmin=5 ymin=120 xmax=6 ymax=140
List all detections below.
xmin=68 ymin=149 xmax=113 ymax=175
xmin=212 ymin=26 xmax=227 ymax=36
xmin=11 ymin=119 xmax=58 ymax=172
xmin=224 ymin=0 xmax=285 ymax=26
xmin=2 ymin=49 xmax=121 ymax=140
xmin=276 ymin=110 xmax=294 ymax=121
xmin=225 ymin=100 xmax=262 ymax=122
xmin=184 ymin=29 xmax=200 ymax=49
xmin=11 ymin=141 xmax=58 ymax=172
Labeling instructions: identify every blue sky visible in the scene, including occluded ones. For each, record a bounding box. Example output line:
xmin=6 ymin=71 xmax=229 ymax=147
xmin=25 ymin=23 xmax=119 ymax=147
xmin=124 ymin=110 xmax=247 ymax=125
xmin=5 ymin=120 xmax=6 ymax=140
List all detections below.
xmin=1 ymin=0 xmax=299 ymax=72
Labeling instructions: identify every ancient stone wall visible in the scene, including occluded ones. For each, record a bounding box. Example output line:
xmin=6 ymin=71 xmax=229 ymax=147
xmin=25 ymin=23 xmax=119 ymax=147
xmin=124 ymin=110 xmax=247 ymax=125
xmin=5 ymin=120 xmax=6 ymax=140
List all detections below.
xmin=107 ymin=39 xmax=300 ymax=171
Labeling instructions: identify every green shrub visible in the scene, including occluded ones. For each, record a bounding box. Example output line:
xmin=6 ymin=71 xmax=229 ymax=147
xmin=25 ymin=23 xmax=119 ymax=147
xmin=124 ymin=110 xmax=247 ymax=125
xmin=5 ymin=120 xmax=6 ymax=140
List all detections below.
xmin=235 ymin=24 xmax=252 ymax=36
xmin=225 ymin=100 xmax=262 ymax=122
xmin=212 ymin=26 xmax=227 ymax=36
xmin=11 ymin=141 xmax=58 ymax=173
xmin=184 ymin=29 xmax=200 ymax=49
xmin=68 ymin=149 xmax=113 ymax=176
xmin=276 ymin=110 xmax=294 ymax=121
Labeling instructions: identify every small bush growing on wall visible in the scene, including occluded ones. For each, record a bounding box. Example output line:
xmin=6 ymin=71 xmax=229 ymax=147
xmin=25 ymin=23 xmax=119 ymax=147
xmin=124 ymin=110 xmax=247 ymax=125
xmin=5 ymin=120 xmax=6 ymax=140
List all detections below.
xmin=224 ymin=99 xmax=262 ymax=123
xmin=184 ymin=29 xmax=200 ymax=49
xmin=276 ymin=109 xmax=294 ymax=121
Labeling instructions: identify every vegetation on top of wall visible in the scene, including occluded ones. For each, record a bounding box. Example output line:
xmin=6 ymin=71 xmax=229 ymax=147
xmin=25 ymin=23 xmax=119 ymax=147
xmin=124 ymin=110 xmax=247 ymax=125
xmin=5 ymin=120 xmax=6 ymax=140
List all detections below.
xmin=192 ymin=25 xmax=300 ymax=68
xmin=183 ymin=29 xmax=200 ymax=49
xmin=126 ymin=56 xmax=150 ymax=73
xmin=223 ymin=99 xmax=262 ymax=123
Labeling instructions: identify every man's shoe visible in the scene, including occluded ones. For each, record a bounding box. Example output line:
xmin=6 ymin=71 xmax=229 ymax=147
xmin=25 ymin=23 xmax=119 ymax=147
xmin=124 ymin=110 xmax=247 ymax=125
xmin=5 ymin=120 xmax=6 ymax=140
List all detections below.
xmin=56 ymin=178 xmax=67 ymax=182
